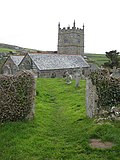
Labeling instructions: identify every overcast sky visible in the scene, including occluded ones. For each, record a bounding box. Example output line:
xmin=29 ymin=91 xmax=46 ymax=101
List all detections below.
xmin=0 ymin=0 xmax=120 ymax=54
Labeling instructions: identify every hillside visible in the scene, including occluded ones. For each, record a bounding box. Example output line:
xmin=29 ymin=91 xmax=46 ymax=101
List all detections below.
xmin=85 ymin=53 xmax=109 ymax=67
xmin=0 ymin=43 xmax=40 ymax=54
xmin=0 ymin=43 xmax=23 ymax=51
xmin=0 ymin=43 xmax=40 ymax=72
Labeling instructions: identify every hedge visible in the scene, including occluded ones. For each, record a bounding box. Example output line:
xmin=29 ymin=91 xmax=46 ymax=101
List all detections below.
xmin=0 ymin=71 xmax=35 ymax=122
xmin=90 ymin=69 xmax=120 ymax=112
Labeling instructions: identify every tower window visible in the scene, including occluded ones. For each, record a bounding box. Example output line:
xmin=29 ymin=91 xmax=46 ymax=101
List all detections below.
xmin=64 ymin=36 xmax=68 ymax=43
xmin=64 ymin=38 xmax=68 ymax=43
xmin=77 ymin=35 xmax=80 ymax=43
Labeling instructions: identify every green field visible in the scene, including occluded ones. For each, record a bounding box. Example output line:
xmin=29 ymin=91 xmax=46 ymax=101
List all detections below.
xmin=85 ymin=53 xmax=109 ymax=66
xmin=0 ymin=47 xmax=16 ymax=53
xmin=0 ymin=78 xmax=120 ymax=160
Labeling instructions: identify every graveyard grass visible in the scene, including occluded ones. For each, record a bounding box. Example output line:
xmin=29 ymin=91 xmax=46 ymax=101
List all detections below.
xmin=0 ymin=78 xmax=120 ymax=160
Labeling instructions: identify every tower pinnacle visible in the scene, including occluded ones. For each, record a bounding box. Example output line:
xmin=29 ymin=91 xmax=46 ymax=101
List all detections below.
xmin=58 ymin=22 xmax=60 ymax=29
xmin=83 ymin=23 xmax=84 ymax=30
xmin=73 ymin=20 xmax=75 ymax=28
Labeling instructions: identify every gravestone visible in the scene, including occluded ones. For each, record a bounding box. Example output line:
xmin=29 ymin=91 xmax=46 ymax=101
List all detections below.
xmin=86 ymin=78 xmax=98 ymax=118
xmin=65 ymin=70 xmax=72 ymax=84
xmin=110 ymin=67 xmax=120 ymax=78
xmin=74 ymin=68 xmax=83 ymax=88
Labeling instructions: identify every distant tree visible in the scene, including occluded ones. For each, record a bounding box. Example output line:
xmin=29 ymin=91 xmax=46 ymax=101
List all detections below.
xmin=105 ymin=50 xmax=120 ymax=68
xmin=9 ymin=51 xmax=14 ymax=55
xmin=37 ymin=50 xmax=42 ymax=53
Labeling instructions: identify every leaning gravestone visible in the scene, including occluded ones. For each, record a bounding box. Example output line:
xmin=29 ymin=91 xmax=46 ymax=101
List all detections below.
xmin=0 ymin=70 xmax=36 ymax=122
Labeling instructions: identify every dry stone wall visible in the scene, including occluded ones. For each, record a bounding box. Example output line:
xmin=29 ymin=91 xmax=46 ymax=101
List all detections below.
xmin=86 ymin=69 xmax=120 ymax=118
xmin=0 ymin=70 xmax=36 ymax=122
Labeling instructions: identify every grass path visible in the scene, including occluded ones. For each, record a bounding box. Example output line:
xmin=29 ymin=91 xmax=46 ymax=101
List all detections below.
xmin=0 ymin=78 xmax=120 ymax=160
xmin=35 ymin=78 xmax=89 ymax=159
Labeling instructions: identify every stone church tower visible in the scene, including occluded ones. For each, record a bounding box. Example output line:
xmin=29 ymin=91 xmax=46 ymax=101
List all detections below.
xmin=57 ymin=20 xmax=84 ymax=56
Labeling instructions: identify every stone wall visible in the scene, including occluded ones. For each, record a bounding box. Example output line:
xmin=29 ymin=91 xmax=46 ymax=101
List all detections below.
xmin=19 ymin=54 xmax=89 ymax=78
xmin=19 ymin=54 xmax=39 ymax=78
xmin=86 ymin=69 xmax=120 ymax=118
xmin=2 ymin=57 xmax=18 ymax=75
xmin=39 ymin=68 xmax=74 ymax=78
xmin=58 ymin=46 xmax=84 ymax=55
xmin=0 ymin=70 xmax=36 ymax=122
xmin=38 ymin=68 xmax=88 ymax=78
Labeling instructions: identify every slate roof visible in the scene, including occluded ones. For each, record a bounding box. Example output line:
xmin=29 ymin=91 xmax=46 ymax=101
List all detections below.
xmin=28 ymin=53 xmax=89 ymax=70
xmin=10 ymin=56 xmax=24 ymax=66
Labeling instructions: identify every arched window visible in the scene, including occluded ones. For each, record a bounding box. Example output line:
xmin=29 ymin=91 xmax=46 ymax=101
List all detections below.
xmin=51 ymin=72 xmax=56 ymax=78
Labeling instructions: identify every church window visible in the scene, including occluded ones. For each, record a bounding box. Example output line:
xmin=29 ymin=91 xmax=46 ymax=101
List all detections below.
xmin=77 ymin=35 xmax=80 ymax=43
xmin=64 ymin=36 xmax=68 ymax=43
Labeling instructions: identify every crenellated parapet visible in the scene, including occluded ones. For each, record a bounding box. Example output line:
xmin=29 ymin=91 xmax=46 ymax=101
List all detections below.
xmin=59 ymin=27 xmax=84 ymax=35
xmin=58 ymin=21 xmax=84 ymax=33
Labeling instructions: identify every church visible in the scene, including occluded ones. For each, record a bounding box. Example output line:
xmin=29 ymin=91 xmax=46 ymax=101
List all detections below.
xmin=1 ymin=21 xmax=89 ymax=77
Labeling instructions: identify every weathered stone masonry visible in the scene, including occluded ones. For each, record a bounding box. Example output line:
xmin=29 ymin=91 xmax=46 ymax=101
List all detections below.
xmin=86 ymin=78 xmax=98 ymax=118
xmin=58 ymin=20 xmax=84 ymax=56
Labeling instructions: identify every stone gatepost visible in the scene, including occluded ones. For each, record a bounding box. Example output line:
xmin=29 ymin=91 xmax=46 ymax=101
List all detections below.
xmin=86 ymin=78 xmax=98 ymax=118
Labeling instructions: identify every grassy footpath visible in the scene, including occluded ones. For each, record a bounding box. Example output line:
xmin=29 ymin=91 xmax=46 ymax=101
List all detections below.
xmin=0 ymin=78 xmax=120 ymax=160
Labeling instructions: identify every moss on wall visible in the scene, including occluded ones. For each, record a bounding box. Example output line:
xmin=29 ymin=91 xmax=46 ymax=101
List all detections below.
xmin=0 ymin=70 xmax=35 ymax=122
xmin=90 ymin=69 xmax=120 ymax=112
